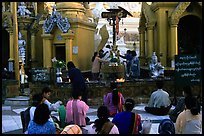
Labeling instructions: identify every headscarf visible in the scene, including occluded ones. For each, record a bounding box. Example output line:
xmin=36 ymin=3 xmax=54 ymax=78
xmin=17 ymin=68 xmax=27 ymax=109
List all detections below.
xmin=158 ymin=119 xmax=175 ymax=134
xmin=60 ymin=124 xmax=82 ymax=134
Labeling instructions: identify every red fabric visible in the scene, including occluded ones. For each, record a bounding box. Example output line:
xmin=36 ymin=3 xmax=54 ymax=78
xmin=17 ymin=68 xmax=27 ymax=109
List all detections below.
xmin=116 ymin=16 xmax=119 ymax=35
xmin=117 ymin=92 xmax=123 ymax=112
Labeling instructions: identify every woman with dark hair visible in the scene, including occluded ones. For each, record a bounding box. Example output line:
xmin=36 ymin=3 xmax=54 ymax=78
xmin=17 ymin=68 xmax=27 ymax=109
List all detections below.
xmin=41 ymin=86 xmax=62 ymax=112
xmin=158 ymin=119 xmax=175 ymax=134
xmin=112 ymin=98 xmax=143 ymax=134
xmin=27 ymin=103 xmax=56 ymax=134
xmin=67 ymin=61 xmax=88 ymax=103
xmin=91 ymin=51 xmax=109 ymax=81
xmin=103 ymin=82 xmax=125 ymax=117
xmin=88 ymin=105 xmax=119 ymax=134
xmin=22 ymin=93 xmax=43 ymax=134
xmin=175 ymin=96 xmax=201 ymax=134
xmin=65 ymin=90 xmax=89 ymax=127
xmin=30 ymin=93 xmax=43 ymax=121
xmin=169 ymin=85 xmax=193 ymax=122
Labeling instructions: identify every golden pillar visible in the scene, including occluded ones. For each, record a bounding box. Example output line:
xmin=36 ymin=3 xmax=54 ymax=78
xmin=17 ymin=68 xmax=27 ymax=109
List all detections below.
xmin=10 ymin=2 xmax=13 ymax=13
xmin=157 ymin=9 xmax=168 ymax=66
xmin=61 ymin=33 xmax=75 ymax=65
xmin=147 ymin=25 xmax=154 ymax=59
xmin=139 ymin=26 xmax=145 ymax=57
xmin=170 ymin=24 xmax=178 ymax=68
xmin=7 ymin=29 xmax=14 ymax=61
xmin=13 ymin=2 xmax=20 ymax=82
xmin=41 ymin=34 xmax=53 ymax=68
xmin=34 ymin=2 xmax=38 ymax=16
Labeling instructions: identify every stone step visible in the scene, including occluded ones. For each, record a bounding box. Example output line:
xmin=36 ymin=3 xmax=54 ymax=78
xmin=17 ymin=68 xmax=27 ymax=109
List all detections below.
xmin=20 ymin=88 xmax=30 ymax=96
xmin=4 ymin=96 xmax=30 ymax=106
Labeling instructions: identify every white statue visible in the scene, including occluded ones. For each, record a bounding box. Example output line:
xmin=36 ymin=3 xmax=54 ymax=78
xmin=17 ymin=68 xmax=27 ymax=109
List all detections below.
xmin=17 ymin=2 xmax=31 ymax=17
xmin=149 ymin=52 xmax=164 ymax=78
xmin=19 ymin=64 xmax=25 ymax=84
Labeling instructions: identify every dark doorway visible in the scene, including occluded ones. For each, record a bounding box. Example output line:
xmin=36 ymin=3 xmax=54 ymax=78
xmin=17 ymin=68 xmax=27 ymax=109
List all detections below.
xmin=2 ymin=28 xmax=9 ymax=70
xmin=178 ymin=15 xmax=202 ymax=55
xmin=55 ymin=45 xmax=65 ymax=61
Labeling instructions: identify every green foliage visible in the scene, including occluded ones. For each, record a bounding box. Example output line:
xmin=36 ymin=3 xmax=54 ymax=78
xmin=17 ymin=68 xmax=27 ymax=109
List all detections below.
xmin=54 ymin=60 xmax=66 ymax=68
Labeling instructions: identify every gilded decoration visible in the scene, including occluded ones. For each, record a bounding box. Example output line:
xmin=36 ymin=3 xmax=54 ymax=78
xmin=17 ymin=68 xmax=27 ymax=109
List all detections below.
xmin=2 ymin=12 xmax=13 ymax=28
xmin=43 ymin=6 xmax=71 ymax=34
xmin=141 ymin=2 xmax=156 ymax=26
xmin=170 ymin=2 xmax=191 ymax=25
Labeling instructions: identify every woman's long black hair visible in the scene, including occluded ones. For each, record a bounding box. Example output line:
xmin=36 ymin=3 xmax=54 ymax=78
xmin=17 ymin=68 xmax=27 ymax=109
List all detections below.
xmin=112 ymin=89 xmax=119 ymax=106
xmin=34 ymin=103 xmax=50 ymax=125
xmin=110 ymin=82 xmax=119 ymax=106
xmin=67 ymin=61 xmax=76 ymax=70
xmin=92 ymin=52 xmax=98 ymax=62
xmin=93 ymin=105 xmax=110 ymax=133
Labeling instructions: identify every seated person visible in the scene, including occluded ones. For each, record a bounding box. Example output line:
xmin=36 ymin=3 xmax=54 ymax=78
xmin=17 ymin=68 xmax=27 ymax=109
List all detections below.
xmin=22 ymin=93 xmax=43 ymax=134
xmin=103 ymin=82 xmax=125 ymax=117
xmin=169 ymin=86 xmax=192 ymax=122
xmin=41 ymin=87 xmax=62 ymax=112
xmin=27 ymin=103 xmax=56 ymax=134
xmin=145 ymin=80 xmax=171 ymax=115
xmin=112 ymin=98 xmax=142 ymax=134
xmin=58 ymin=100 xmax=67 ymax=128
xmin=175 ymin=96 xmax=202 ymax=134
xmin=158 ymin=119 xmax=175 ymax=134
xmin=88 ymin=105 xmax=119 ymax=134
xmin=60 ymin=124 xmax=82 ymax=134
xmin=65 ymin=90 xmax=89 ymax=127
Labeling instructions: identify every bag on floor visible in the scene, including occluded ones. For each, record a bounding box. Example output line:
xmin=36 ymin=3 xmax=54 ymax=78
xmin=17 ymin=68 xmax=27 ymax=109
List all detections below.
xmin=20 ymin=107 xmax=31 ymax=133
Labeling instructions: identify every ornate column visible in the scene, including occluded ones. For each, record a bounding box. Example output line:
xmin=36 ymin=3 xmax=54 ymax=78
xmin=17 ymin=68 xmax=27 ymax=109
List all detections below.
xmin=157 ymin=9 xmax=168 ymax=66
xmin=6 ymin=28 xmax=14 ymax=72
xmin=138 ymin=26 xmax=145 ymax=58
xmin=13 ymin=2 xmax=20 ymax=82
xmin=146 ymin=25 xmax=154 ymax=59
xmin=61 ymin=32 xmax=75 ymax=64
xmin=41 ymin=34 xmax=53 ymax=68
xmin=169 ymin=23 xmax=178 ymax=68
xmin=10 ymin=2 xmax=14 ymax=13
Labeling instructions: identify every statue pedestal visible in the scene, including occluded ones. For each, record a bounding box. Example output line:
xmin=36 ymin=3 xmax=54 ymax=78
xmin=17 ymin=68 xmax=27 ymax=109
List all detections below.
xmin=100 ymin=64 xmax=125 ymax=81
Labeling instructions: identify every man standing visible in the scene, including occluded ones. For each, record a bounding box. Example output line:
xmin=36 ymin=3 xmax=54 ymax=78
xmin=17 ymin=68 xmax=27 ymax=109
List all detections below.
xmin=67 ymin=61 xmax=87 ymax=104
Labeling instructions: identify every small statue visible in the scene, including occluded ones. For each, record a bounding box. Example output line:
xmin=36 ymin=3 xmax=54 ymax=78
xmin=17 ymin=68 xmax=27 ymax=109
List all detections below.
xmin=149 ymin=52 xmax=164 ymax=78
xmin=19 ymin=64 xmax=25 ymax=84
xmin=17 ymin=2 xmax=31 ymax=17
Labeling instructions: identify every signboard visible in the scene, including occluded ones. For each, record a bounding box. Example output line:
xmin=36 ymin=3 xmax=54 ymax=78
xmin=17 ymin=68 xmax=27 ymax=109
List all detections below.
xmin=31 ymin=68 xmax=50 ymax=82
xmin=101 ymin=12 xmax=127 ymax=18
xmin=73 ymin=46 xmax=78 ymax=54
xmin=175 ymin=54 xmax=201 ymax=86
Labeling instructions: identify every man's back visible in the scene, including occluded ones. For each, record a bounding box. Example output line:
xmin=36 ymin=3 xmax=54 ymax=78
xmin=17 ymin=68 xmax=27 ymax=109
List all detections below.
xmin=68 ymin=68 xmax=86 ymax=90
xmin=149 ymin=89 xmax=170 ymax=108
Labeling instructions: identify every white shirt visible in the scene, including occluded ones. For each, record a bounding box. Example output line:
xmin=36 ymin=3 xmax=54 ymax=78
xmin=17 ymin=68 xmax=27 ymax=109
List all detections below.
xmin=148 ymin=89 xmax=171 ymax=108
xmin=87 ymin=123 xmax=119 ymax=134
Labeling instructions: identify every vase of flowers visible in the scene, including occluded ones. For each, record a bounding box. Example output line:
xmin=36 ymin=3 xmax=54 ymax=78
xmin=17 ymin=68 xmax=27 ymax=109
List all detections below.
xmin=52 ymin=57 xmax=66 ymax=83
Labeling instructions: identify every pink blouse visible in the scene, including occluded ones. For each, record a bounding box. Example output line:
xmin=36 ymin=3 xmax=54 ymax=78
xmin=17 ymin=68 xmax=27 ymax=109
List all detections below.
xmin=65 ymin=99 xmax=89 ymax=127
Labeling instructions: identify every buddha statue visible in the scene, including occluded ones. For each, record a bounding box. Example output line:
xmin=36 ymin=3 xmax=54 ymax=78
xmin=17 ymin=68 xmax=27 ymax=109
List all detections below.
xmin=149 ymin=52 xmax=164 ymax=78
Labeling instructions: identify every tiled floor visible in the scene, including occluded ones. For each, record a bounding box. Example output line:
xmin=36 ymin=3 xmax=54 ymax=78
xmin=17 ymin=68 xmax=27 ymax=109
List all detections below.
xmin=2 ymin=104 xmax=172 ymax=134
